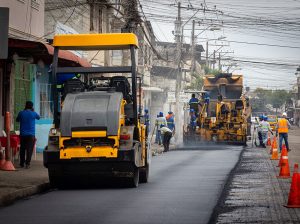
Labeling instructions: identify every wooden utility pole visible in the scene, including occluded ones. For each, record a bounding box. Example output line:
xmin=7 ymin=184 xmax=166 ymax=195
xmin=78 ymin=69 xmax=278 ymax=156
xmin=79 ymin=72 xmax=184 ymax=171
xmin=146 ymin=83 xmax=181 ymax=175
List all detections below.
xmin=191 ymin=20 xmax=196 ymax=75
xmin=174 ymin=2 xmax=182 ymax=142
xmin=206 ymin=41 xmax=208 ymax=67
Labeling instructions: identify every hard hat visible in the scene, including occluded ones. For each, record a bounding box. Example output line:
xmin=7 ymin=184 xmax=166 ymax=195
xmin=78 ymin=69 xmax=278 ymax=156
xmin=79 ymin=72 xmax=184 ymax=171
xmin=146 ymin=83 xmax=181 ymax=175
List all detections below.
xmin=159 ymin=112 xmax=163 ymax=117
xmin=263 ymin=116 xmax=268 ymax=121
xmin=259 ymin=115 xmax=263 ymax=120
xmin=282 ymin=112 xmax=287 ymax=117
xmin=190 ymin=109 xmax=195 ymax=112
xmin=160 ymin=124 xmax=165 ymax=128
xmin=144 ymin=109 xmax=149 ymax=113
xmin=168 ymin=111 xmax=173 ymax=114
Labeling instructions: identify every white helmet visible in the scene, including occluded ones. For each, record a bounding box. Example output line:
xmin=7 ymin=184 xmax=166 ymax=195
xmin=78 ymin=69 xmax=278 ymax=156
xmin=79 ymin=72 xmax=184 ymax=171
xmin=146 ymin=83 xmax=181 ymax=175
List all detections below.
xmin=282 ymin=112 xmax=287 ymax=117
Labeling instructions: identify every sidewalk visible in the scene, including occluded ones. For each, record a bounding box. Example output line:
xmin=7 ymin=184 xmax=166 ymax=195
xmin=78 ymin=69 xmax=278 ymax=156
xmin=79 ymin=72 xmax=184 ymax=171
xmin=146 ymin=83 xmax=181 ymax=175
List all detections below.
xmin=211 ymin=126 xmax=300 ymax=223
xmin=0 ymin=153 xmax=49 ymax=207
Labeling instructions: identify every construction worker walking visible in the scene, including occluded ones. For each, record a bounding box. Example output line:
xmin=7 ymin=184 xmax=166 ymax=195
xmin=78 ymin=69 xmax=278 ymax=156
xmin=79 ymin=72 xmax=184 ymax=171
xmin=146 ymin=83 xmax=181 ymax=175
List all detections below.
xmin=276 ymin=112 xmax=291 ymax=152
xmin=260 ymin=116 xmax=273 ymax=148
xmin=160 ymin=124 xmax=173 ymax=152
xmin=155 ymin=112 xmax=167 ymax=145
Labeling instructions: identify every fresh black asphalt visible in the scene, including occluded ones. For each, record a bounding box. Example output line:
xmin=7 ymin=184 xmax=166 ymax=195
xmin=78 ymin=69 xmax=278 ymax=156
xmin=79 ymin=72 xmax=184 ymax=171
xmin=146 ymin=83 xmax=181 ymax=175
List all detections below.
xmin=0 ymin=145 xmax=243 ymax=224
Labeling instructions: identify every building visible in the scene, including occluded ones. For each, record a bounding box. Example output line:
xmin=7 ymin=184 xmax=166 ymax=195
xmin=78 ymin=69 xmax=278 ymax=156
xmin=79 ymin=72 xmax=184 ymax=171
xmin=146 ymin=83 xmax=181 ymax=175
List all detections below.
xmin=0 ymin=0 xmax=90 ymax=152
xmin=293 ymin=66 xmax=300 ymax=127
xmin=149 ymin=41 xmax=204 ymax=128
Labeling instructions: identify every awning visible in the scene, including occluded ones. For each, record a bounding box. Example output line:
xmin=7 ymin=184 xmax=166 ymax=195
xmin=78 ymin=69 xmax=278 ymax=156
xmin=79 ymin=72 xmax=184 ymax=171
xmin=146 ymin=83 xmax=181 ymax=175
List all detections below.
xmin=8 ymin=38 xmax=90 ymax=67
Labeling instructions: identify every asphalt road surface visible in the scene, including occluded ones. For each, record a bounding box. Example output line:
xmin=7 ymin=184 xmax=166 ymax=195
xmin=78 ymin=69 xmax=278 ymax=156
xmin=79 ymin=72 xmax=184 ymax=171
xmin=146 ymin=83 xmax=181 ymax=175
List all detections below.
xmin=0 ymin=145 xmax=243 ymax=224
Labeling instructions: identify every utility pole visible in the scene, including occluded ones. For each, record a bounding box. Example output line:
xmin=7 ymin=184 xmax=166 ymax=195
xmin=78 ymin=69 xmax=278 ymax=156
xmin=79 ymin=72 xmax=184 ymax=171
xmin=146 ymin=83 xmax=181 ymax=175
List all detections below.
xmin=218 ymin=52 xmax=221 ymax=71
xmin=190 ymin=20 xmax=196 ymax=75
xmin=174 ymin=2 xmax=182 ymax=142
xmin=206 ymin=41 xmax=208 ymax=67
xmin=213 ymin=50 xmax=216 ymax=70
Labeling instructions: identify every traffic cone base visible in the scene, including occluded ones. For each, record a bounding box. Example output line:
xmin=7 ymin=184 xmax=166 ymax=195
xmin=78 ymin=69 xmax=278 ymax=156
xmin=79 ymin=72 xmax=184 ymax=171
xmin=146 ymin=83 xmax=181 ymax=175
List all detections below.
xmin=284 ymin=204 xmax=300 ymax=208
xmin=1 ymin=160 xmax=16 ymax=171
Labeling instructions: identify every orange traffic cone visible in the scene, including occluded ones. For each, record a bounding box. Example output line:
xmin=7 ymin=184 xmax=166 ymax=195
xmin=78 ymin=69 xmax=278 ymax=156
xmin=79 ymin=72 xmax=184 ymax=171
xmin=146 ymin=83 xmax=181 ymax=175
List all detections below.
xmin=270 ymin=137 xmax=279 ymax=160
xmin=277 ymin=149 xmax=287 ymax=167
xmin=1 ymin=112 xmax=16 ymax=171
xmin=1 ymin=160 xmax=16 ymax=171
xmin=267 ymin=133 xmax=271 ymax=146
xmin=284 ymin=164 xmax=300 ymax=208
xmin=277 ymin=148 xmax=290 ymax=178
xmin=282 ymin=144 xmax=287 ymax=152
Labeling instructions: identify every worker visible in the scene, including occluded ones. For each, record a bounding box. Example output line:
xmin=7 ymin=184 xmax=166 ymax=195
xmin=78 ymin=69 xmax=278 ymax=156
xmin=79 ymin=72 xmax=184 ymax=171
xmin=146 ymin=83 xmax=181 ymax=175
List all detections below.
xmin=154 ymin=114 xmax=160 ymax=144
xmin=260 ymin=116 xmax=273 ymax=148
xmin=160 ymin=124 xmax=173 ymax=152
xmin=256 ymin=116 xmax=263 ymax=147
xmin=166 ymin=111 xmax=175 ymax=133
xmin=144 ymin=109 xmax=150 ymax=134
xmin=189 ymin=94 xmax=199 ymax=114
xmin=155 ymin=112 xmax=167 ymax=145
xmin=204 ymin=91 xmax=210 ymax=114
xmin=16 ymin=101 xmax=40 ymax=169
xmin=276 ymin=112 xmax=291 ymax=152
xmin=190 ymin=109 xmax=197 ymax=130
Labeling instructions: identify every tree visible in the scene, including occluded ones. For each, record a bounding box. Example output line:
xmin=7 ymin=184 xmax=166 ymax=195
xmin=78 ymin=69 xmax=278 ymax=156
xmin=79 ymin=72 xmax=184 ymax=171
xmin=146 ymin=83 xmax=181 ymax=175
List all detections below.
xmin=204 ymin=66 xmax=219 ymax=75
xmin=251 ymin=88 xmax=293 ymax=113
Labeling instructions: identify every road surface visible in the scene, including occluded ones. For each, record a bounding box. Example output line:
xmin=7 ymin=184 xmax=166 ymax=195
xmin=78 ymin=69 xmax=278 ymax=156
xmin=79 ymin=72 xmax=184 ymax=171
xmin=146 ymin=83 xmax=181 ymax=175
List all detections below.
xmin=0 ymin=145 xmax=243 ymax=224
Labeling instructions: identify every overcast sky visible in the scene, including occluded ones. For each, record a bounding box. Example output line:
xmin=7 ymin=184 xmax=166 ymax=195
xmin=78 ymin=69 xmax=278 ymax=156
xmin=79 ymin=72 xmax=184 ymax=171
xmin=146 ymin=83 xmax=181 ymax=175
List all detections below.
xmin=140 ymin=0 xmax=300 ymax=90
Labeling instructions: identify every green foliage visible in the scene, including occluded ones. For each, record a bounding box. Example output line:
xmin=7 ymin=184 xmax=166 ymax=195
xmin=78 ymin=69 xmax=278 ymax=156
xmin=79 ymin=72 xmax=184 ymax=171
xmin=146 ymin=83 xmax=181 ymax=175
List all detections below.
xmin=251 ymin=88 xmax=293 ymax=112
xmin=204 ymin=66 xmax=219 ymax=75
xmin=186 ymin=72 xmax=203 ymax=90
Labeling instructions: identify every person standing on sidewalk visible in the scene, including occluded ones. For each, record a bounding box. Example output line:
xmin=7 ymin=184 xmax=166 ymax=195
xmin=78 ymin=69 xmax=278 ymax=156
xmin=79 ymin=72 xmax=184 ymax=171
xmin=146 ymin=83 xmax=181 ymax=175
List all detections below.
xmin=16 ymin=101 xmax=40 ymax=168
xmin=160 ymin=124 xmax=173 ymax=152
xmin=276 ymin=112 xmax=291 ymax=152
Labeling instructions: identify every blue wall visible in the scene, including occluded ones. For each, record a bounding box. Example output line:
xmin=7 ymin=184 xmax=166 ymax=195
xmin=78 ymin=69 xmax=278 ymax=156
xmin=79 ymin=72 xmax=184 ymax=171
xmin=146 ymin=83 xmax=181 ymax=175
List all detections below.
xmin=34 ymin=64 xmax=53 ymax=152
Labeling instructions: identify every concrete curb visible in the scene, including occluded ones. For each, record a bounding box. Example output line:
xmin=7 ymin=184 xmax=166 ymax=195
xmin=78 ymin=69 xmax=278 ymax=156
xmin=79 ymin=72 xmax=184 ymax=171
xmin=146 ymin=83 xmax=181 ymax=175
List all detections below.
xmin=0 ymin=182 xmax=50 ymax=207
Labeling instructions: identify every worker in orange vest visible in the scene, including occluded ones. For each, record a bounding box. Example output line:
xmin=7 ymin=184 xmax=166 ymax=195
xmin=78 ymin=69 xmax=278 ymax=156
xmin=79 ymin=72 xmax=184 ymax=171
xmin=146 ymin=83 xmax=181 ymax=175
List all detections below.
xmin=276 ymin=112 xmax=291 ymax=152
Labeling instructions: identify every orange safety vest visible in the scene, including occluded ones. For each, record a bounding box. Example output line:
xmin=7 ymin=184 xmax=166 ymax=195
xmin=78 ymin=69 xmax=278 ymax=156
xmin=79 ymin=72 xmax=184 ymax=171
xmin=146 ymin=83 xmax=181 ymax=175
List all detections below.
xmin=278 ymin=118 xmax=288 ymax=133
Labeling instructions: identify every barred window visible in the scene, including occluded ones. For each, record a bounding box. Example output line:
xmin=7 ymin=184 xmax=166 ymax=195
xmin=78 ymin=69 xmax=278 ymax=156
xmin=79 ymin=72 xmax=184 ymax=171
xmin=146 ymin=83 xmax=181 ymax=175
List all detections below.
xmin=39 ymin=83 xmax=53 ymax=119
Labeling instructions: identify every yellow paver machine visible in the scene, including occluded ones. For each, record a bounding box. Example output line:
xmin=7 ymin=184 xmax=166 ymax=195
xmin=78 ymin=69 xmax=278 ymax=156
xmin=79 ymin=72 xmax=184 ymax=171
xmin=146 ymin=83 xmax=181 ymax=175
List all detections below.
xmin=183 ymin=73 xmax=251 ymax=145
xmin=43 ymin=33 xmax=150 ymax=187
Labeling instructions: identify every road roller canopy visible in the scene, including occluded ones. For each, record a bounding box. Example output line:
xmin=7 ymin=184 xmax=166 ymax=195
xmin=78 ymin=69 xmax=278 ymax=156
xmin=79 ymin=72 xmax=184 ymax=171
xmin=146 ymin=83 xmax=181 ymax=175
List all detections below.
xmin=53 ymin=33 xmax=139 ymax=50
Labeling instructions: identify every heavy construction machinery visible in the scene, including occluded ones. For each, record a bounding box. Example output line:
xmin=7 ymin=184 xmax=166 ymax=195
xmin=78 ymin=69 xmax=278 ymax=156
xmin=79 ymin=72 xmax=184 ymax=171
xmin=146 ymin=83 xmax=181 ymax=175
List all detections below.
xmin=43 ymin=33 xmax=150 ymax=187
xmin=183 ymin=73 xmax=251 ymax=145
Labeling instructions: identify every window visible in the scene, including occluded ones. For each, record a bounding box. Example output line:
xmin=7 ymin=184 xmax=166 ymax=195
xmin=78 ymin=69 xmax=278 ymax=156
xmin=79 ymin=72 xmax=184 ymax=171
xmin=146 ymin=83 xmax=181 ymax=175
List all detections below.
xmin=31 ymin=0 xmax=40 ymax=10
xmin=39 ymin=83 xmax=53 ymax=119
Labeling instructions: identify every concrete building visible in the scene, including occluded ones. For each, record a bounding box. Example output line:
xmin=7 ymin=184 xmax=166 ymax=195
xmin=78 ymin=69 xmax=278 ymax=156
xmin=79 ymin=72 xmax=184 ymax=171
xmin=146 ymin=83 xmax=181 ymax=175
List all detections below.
xmin=149 ymin=41 xmax=205 ymax=128
xmin=293 ymin=66 xmax=300 ymax=127
xmin=0 ymin=0 xmax=45 ymax=132
xmin=1 ymin=0 xmax=45 ymax=41
xmin=0 ymin=0 xmax=91 ymax=152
